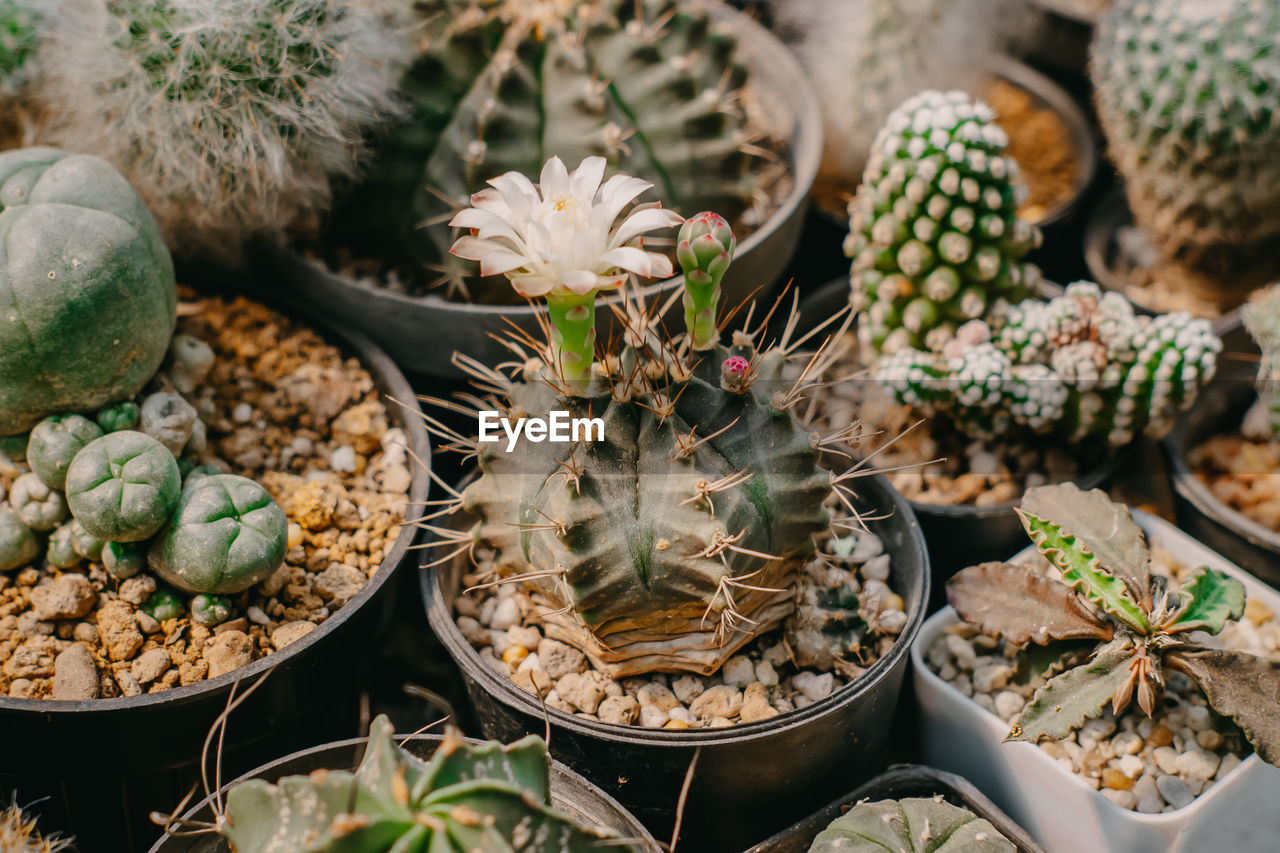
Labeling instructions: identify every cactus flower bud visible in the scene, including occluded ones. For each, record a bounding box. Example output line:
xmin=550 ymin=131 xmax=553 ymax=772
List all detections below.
xmin=678 ymin=212 xmax=736 ymax=351
xmin=721 ymin=355 xmax=751 ymax=392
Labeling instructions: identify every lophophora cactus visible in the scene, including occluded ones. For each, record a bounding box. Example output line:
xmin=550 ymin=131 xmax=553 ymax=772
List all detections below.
xmin=948 ymin=483 xmax=1280 ymax=764
xmin=340 ymin=0 xmax=769 ymax=299
xmin=37 ymin=0 xmax=413 ymax=258
xmin=846 ymin=90 xmax=1043 ymax=357
xmin=1242 ymin=284 xmax=1280 ymax=442
xmin=1091 ymin=0 xmax=1280 ymax=307
xmin=809 ymin=795 xmax=1013 ymax=853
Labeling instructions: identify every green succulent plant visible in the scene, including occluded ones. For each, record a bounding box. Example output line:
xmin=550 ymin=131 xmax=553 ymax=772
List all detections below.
xmin=218 ymin=714 xmax=636 ymax=853
xmin=809 ymin=796 xmax=1014 ymax=853
xmin=64 ymin=431 xmax=182 ymax=543
xmin=102 ymin=540 xmax=148 ymax=580
xmin=148 ymin=474 xmax=288 ymax=595
xmin=1242 ymin=283 xmax=1280 ymax=442
xmin=27 ymin=415 xmax=103 ymax=491
xmin=68 ymin=518 xmax=103 ymax=561
xmin=947 ymin=482 xmax=1280 ymax=764
xmin=8 ymin=472 xmax=68 ymax=532
xmin=95 ymin=401 xmax=141 ymax=434
xmin=45 ymin=521 xmax=80 ymax=569
xmin=0 ymin=504 xmax=38 ymax=572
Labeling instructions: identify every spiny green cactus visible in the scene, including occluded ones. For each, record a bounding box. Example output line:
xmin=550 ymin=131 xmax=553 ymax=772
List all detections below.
xmin=219 ymin=715 xmax=635 ymax=853
xmin=341 ymin=0 xmax=765 ymax=298
xmin=809 ymin=795 xmax=1014 ymax=852
xmin=39 ymin=0 xmax=412 ymax=258
xmin=1242 ymin=284 xmax=1280 ymax=442
xmin=873 ymin=281 xmax=1220 ymax=447
xmin=1092 ymin=0 xmax=1280 ymax=304
xmin=846 ymin=90 xmax=1042 ymax=356
xmin=948 ymin=483 xmax=1280 ymax=765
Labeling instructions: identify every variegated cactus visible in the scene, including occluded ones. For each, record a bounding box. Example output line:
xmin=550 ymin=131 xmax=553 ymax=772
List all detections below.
xmin=947 ymin=483 xmax=1280 ymax=764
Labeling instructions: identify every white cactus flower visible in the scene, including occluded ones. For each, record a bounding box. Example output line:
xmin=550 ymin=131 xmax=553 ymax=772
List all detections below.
xmin=449 ymin=156 xmax=684 ymax=298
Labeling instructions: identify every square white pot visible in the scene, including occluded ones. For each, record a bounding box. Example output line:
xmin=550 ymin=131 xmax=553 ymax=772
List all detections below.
xmin=911 ymin=510 xmax=1280 ymax=853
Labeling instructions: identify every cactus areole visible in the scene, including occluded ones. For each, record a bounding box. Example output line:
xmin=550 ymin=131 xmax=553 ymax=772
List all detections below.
xmin=0 ymin=147 xmax=176 ymax=435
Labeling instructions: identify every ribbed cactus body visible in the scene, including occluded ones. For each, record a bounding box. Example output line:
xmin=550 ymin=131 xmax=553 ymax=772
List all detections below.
xmin=463 ymin=345 xmax=831 ymax=676
xmin=809 ymin=797 xmax=1014 ymax=852
xmin=1243 ymin=285 xmax=1280 ymax=441
xmin=1092 ymin=0 xmax=1280 ymax=299
xmin=847 ymin=90 xmax=1042 ymax=357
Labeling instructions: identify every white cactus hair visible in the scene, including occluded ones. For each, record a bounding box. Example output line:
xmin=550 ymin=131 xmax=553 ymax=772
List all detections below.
xmin=36 ymin=0 xmax=414 ymax=258
xmin=771 ymin=0 xmax=1037 ymax=181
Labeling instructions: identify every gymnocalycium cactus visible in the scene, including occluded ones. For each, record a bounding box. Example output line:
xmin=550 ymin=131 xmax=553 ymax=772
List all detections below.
xmin=212 ymin=715 xmax=635 ymax=853
xmin=846 ymin=90 xmax=1043 ymax=357
xmin=64 ymin=431 xmax=181 ymax=543
xmin=441 ymin=157 xmax=846 ymax=676
xmin=1242 ymin=284 xmax=1280 ymax=442
xmin=39 ymin=0 xmax=413 ymax=258
xmin=809 ymin=796 xmax=1013 ymax=853
xmin=948 ymin=482 xmax=1280 ymax=764
xmin=344 ymin=0 xmax=768 ymax=298
xmin=1092 ymin=0 xmax=1280 ymax=306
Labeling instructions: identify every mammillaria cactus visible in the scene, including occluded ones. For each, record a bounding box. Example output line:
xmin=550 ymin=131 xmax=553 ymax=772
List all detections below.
xmin=947 ymin=483 xmax=1280 ymax=764
xmin=1092 ymin=0 xmax=1280 ymax=307
xmin=207 ymin=715 xmax=635 ymax=853
xmin=846 ymin=90 xmax=1043 ymax=357
xmin=1242 ymin=284 xmax=1280 ymax=442
xmin=38 ymin=0 xmax=413 ymax=258
xmin=0 ymin=148 xmax=175 ymax=436
xmin=809 ymin=796 xmax=1014 ymax=852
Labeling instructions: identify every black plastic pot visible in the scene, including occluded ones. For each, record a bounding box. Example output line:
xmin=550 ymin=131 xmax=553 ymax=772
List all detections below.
xmin=422 ymin=470 xmax=929 ymax=852
xmin=148 ymin=730 xmax=658 ymax=852
xmin=1165 ymin=313 xmax=1280 ymax=586
xmin=743 ymin=764 xmax=1046 ymax=853
xmin=253 ymin=1 xmax=822 ymax=380
xmin=0 ymin=286 xmax=432 ymax=853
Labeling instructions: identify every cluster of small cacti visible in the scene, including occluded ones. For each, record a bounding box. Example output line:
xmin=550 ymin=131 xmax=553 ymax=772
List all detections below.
xmin=1092 ymin=0 xmax=1280 ymax=304
xmin=874 ymin=282 xmax=1221 ymax=446
xmin=1243 ymin=284 xmax=1280 ymax=442
xmin=35 ymin=0 xmax=413 ymax=258
xmin=216 ymin=715 xmax=635 ymax=853
xmin=339 ymin=0 xmax=768 ymax=297
xmin=948 ymin=483 xmax=1280 ymax=765
xmin=809 ymin=795 xmax=1014 ymax=852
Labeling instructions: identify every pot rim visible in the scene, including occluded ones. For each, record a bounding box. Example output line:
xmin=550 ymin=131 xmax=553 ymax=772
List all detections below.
xmin=422 ymin=468 xmax=929 ymax=746
xmin=280 ymin=0 xmax=822 ymax=319
xmin=910 ymin=509 xmax=1275 ymax=826
xmin=0 ymin=291 xmax=432 ymax=715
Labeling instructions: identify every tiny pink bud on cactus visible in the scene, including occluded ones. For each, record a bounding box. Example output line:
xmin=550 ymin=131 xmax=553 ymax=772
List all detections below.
xmin=677 ymin=211 xmax=736 ymax=289
xmin=721 ymin=355 xmax=751 ymax=392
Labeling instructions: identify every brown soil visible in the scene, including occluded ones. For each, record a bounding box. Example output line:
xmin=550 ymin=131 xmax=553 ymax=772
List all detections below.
xmin=1191 ymin=433 xmax=1280 ymax=532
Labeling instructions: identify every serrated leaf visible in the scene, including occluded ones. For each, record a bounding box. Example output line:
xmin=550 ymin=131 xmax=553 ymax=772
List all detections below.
xmin=1169 ymin=648 xmax=1280 ymax=766
xmin=1166 ymin=568 xmax=1246 ymax=635
xmin=948 ymin=562 xmax=1113 ymax=646
xmin=1011 ymin=639 xmax=1095 ymax=689
xmin=1007 ymin=640 xmax=1136 ymax=744
xmin=412 ymin=728 xmax=551 ymax=806
xmin=1017 ymin=509 xmax=1150 ymax=634
xmin=422 ymin=782 xmax=618 ymax=852
xmin=1020 ymin=483 xmax=1152 ymax=610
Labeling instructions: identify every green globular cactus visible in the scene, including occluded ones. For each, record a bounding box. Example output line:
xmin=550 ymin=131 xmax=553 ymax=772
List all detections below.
xmin=27 ymin=415 xmax=103 ymax=491
xmin=141 ymin=586 xmax=184 ymax=622
xmin=148 ymin=474 xmax=288 ymax=594
xmin=678 ymin=212 xmax=737 ymax=351
xmin=65 ymin=431 xmax=181 ymax=542
xmin=847 ymin=90 xmax=1043 ymax=357
xmin=45 ymin=521 xmax=81 ymax=569
xmin=39 ymin=0 xmax=413 ymax=259
xmin=0 ymin=149 xmax=176 ymax=436
xmin=1092 ymin=0 xmax=1280 ymax=305
xmin=342 ymin=0 xmax=764 ymax=296
xmin=9 ymin=473 xmax=67 ymax=532
xmin=219 ymin=715 xmax=634 ymax=853
xmin=0 ymin=504 xmax=38 ymax=572
xmin=102 ymin=540 xmax=147 ymax=580
xmin=1242 ymin=284 xmax=1280 ymax=442
xmin=95 ymin=401 xmax=140 ymax=434
xmin=809 ymin=796 xmax=1014 ymax=853
xmin=874 ymin=282 xmax=1220 ymax=447
xmin=69 ymin=519 xmax=103 ymax=561
xmin=190 ymin=593 xmax=231 ymax=627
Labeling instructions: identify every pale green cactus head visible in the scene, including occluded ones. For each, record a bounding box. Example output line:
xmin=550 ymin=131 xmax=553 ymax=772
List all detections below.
xmin=809 ymin=795 xmax=1014 ymax=852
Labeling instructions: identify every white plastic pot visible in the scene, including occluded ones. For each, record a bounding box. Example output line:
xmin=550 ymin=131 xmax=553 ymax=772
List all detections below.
xmin=911 ymin=510 xmax=1280 ymax=853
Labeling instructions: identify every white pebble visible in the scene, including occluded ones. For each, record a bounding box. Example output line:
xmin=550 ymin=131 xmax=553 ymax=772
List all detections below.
xmin=755 ymin=660 xmax=779 ymax=687
xmin=330 ymin=445 xmax=357 ymax=473
xmin=668 ymin=707 xmax=696 ymax=725
xmin=945 ymin=634 xmax=978 ymax=671
xmin=1100 ymin=788 xmax=1136 ymax=810
xmin=1153 ymin=746 xmax=1179 ymax=775
xmin=1112 ymin=731 xmax=1142 ymax=755
xmin=861 ymin=554 xmax=891 ymax=582
xmin=232 ymin=403 xmax=253 ymax=423
xmin=971 ymin=663 xmax=1011 ymax=694
xmin=637 ymin=683 xmax=680 ymax=712
xmin=1175 ymin=750 xmax=1220 ymax=782
xmin=1114 ymin=754 xmax=1144 ymax=779
xmin=639 ymin=704 xmax=669 ymax=728
xmin=850 ymin=533 xmax=883 ymax=563
xmin=993 ymin=690 xmax=1023 ymax=721
xmin=1155 ymin=775 xmax=1194 ymax=810
xmin=490 ymin=598 xmax=520 ymax=631
xmin=722 ymin=655 xmax=756 ymax=688
xmin=793 ymin=672 xmax=834 ymax=702
xmin=671 ymin=675 xmax=706 ymax=703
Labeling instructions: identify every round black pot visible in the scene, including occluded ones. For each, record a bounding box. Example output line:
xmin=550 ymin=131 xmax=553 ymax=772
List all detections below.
xmin=1165 ymin=313 xmax=1280 ymax=585
xmin=743 ymin=764 xmax=1046 ymax=853
xmin=147 ymin=731 xmax=657 ymax=852
xmin=422 ymin=470 xmax=930 ymax=852
xmin=0 ymin=287 xmax=432 ymax=853
xmin=252 ymin=0 xmax=822 ymax=380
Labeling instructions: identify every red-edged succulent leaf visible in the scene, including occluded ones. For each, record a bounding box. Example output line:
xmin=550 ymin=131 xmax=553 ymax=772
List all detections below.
xmin=948 ymin=562 xmax=1113 ymax=646
xmin=1166 ymin=568 xmax=1245 ymax=635
xmin=1007 ymin=639 xmax=1136 ymax=744
xmin=1168 ymin=648 xmax=1280 ymax=766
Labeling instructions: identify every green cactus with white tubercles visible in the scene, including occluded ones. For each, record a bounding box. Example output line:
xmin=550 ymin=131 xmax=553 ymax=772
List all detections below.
xmin=809 ymin=795 xmax=1014 ymax=852
xmin=1091 ymin=0 xmax=1280 ymax=306
xmin=1242 ymin=284 xmax=1280 ymax=442
xmin=846 ymin=90 xmax=1043 ymax=357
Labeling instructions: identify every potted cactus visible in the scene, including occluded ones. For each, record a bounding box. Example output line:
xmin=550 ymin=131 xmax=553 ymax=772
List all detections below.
xmin=150 ymin=714 xmax=656 ymax=852
xmin=419 ymin=155 xmax=928 ymax=850
xmin=1088 ymin=0 xmax=1280 ymax=317
xmin=0 ymin=147 xmax=430 ymax=847
xmin=811 ymin=89 xmax=1220 ymax=578
xmin=1166 ymin=285 xmax=1280 ymax=584
xmin=913 ymin=483 xmax=1280 ymax=852
xmin=255 ymin=0 xmax=821 ymax=377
